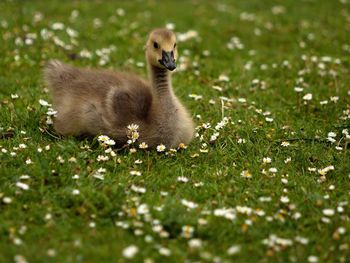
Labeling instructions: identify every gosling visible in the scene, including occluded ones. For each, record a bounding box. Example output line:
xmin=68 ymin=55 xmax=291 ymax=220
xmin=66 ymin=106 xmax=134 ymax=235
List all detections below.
xmin=44 ymin=28 xmax=194 ymax=148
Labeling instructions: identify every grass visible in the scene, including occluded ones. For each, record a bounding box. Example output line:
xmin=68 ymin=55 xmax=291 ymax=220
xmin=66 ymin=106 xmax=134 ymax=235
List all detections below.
xmin=0 ymin=0 xmax=350 ymax=262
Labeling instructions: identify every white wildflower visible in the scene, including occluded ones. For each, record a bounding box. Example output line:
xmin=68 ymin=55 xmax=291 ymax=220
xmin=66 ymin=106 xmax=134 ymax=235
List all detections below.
xmin=51 ymin=22 xmax=64 ymax=30
xmin=177 ymin=176 xmax=189 ymax=183
xmin=236 ymin=206 xmax=253 ymax=215
xmin=3 ymin=197 xmax=12 ymax=204
xmin=322 ymin=208 xmax=335 ymax=216
xmin=280 ymin=196 xmax=290 ymax=203
xmin=80 ymin=49 xmax=92 ymax=58
xmin=165 ymin=23 xmax=175 ymax=30
xmin=131 ymin=185 xmax=146 ymax=194
xmin=177 ymin=30 xmax=198 ymax=42
xmin=116 ymin=8 xmax=125 ymax=16
xmin=137 ymin=204 xmax=149 ymax=215
xmin=263 ymin=157 xmax=272 ymax=164
xmin=330 ymin=96 xmax=339 ymax=103
xmin=281 ymin=178 xmax=288 ymax=184
xmin=214 ymin=208 xmax=236 ymax=220
xmin=284 ymin=157 xmax=292 ymax=163
xmin=39 ymin=99 xmax=51 ymax=107
xmin=139 ymin=142 xmax=148 ymax=149
xmin=158 ymin=247 xmax=171 ymax=256
xmin=303 ymin=93 xmax=312 ymax=100
xmin=16 ymin=182 xmax=29 ymax=191
xmin=181 ymin=225 xmax=194 ymax=238
xmin=227 ymin=245 xmax=241 ymax=255
xmin=281 ymin=141 xmax=290 ymax=147
xmin=156 ymin=144 xmax=166 ymax=152
xmin=218 ymin=74 xmax=230 ymax=82
xmin=97 ymin=155 xmax=109 ymax=162
xmin=308 ymin=256 xmax=318 ymax=263
xmin=259 ymin=196 xmax=272 ymax=202
xmin=337 ymin=227 xmax=346 ymax=235
xmin=188 ymin=94 xmax=203 ymax=100
xmin=122 ymin=245 xmax=139 ymax=259
xmin=318 ymin=165 xmax=334 ymax=175
xmin=212 ymin=85 xmax=223 ymax=92
xmin=295 ymin=236 xmax=309 ymax=245
xmin=181 ymin=199 xmax=198 ymax=209
xmin=46 ymin=108 xmax=57 ymax=116
xmin=66 ymin=27 xmax=78 ymax=38
xmin=130 ymin=170 xmax=142 ymax=176
xmin=269 ymin=167 xmax=278 ymax=173
xmin=327 ymin=132 xmax=336 ymax=138
xmin=127 ymin=124 xmax=139 ymax=132
xmin=188 ymin=238 xmax=202 ymax=248
xmin=92 ymin=173 xmax=104 ymax=180
xmin=237 ymin=138 xmax=246 ymax=144
xmin=241 ymin=170 xmax=252 ymax=178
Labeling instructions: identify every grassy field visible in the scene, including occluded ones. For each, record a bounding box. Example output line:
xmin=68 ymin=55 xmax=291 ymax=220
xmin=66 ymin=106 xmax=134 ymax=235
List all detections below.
xmin=0 ymin=0 xmax=350 ymax=262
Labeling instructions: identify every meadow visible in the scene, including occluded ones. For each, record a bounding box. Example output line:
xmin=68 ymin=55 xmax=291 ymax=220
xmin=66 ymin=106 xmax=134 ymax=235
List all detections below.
xmin=0 ymin=0 xmax=349 ymax=262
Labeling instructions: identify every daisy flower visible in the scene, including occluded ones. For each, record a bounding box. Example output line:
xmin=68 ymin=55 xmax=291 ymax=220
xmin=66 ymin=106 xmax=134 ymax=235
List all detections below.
xmin=139 ymin=142 xmax=148 ymax=149
xmin=241 ymin=170 xmax=252 ymax=178
xmin=303 ymin=93 xmax=312 ymax=100
xmin=98 ymin=135 xmax=110 ymax=142
xmin=178 ymin=143 xmax=187 ymax=149
xmin=157 ymin=144 xmax=166 ymax=152
xmin=122 ymin=245 xmax=139 ymax=259
xmin=127 ymin=124 xmax=139 ymax=132
xmin=281 ymin=141 xmax=290 ymax=147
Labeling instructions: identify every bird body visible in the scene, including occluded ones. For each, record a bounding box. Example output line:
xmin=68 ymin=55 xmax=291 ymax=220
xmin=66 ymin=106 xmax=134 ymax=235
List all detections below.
xmin=44 ymin=29 xmax=194 ymax=148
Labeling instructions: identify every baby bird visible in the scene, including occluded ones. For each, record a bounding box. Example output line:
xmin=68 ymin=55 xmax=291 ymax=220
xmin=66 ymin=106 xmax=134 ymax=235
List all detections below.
xmin=44 ymin=28 xmax=194 ymax=148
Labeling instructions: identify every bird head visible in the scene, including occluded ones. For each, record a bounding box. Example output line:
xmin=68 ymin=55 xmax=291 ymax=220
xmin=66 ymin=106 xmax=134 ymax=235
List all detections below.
xmin=146 ymin=28 xmax=177 ymax=71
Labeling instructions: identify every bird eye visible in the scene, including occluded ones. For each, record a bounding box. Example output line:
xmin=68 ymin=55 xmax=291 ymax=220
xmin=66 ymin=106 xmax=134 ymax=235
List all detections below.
xmin=174 ymin=43 xmax=177 ymax=48
xmin=153 ymin=42 xmax=159 ymax=49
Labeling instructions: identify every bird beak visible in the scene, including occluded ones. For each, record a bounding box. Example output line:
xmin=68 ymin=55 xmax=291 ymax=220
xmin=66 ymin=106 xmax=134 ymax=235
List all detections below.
xmin=159 ymin=50 xmax=176 ymax=71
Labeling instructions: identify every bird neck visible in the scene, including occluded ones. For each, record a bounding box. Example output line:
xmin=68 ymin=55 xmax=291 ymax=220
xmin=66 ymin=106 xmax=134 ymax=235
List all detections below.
xmin=149 ymin=64 xmax=173 ymax=96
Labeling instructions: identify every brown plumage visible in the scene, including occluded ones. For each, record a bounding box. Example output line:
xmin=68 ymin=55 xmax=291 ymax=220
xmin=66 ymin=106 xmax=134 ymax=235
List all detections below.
xmin=44 ymin=28 xmax=194 ymax=148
